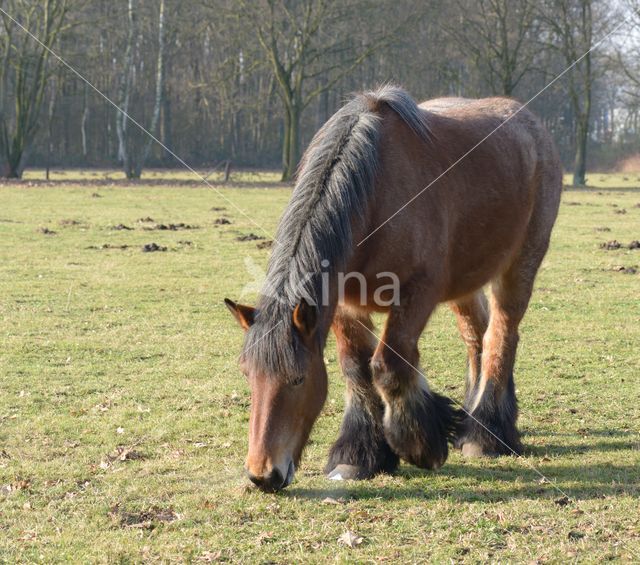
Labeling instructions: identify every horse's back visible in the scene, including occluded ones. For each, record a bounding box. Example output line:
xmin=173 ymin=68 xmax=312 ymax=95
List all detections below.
xmin=420 ymin=96 xmax=560 ymax=183
xmin=359 ymin=95 xmax=562 ymax=303
xmin=419 ymin=95 xmax=561 ymax=221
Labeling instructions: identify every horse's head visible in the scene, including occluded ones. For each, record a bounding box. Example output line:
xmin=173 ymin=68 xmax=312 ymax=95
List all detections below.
xmin=224 ymin=298 xmax=328 ymax=492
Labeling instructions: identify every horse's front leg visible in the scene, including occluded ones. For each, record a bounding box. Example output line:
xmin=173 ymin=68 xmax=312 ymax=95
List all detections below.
xmin=371 ymin=281 xmax=463 ymax=470
xmin=325 ymin=307 xmax=398 ymax=480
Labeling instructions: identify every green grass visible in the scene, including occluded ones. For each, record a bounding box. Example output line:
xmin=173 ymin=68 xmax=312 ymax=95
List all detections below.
xmin=22 ymin=168 xmax=282 ymax=185
xmin=0 ymin=175 xmax=639 ymax=563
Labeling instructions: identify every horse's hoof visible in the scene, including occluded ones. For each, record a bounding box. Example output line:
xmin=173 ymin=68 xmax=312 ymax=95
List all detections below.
xmin=327 ymin=464 xmax=362 ymax=481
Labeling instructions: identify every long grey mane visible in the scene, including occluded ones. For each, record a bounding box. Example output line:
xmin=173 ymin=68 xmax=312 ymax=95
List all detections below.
xmin=241 ymin=85 xmax=430 ymax=380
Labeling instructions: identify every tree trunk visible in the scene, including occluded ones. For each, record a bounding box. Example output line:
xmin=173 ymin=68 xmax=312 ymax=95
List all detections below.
xmin=573 ymin=43 xmax=592 ymax=187
xmin=141 ymin=0 xmax=165 ymax=167
xmin=81 ymin=83 xmax=89 ymax=158
xmin=116 ymin=0 xmax=136 ymax=178
xmin=282 ymin=103 xmax=301 ymax=181
xmin=316 ymin=78 xmax=329 ymax=129
xmin=46 ymin=77 xmax=58 ymax=180
xmin=573 ymin=113 xmax=589 ymax=186
xmin=281 ymin=107 xmax=292 ymax=181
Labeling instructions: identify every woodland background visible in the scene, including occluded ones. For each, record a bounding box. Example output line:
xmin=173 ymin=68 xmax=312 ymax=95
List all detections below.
xmin=1 ymin=0 xmax=640 ymax=184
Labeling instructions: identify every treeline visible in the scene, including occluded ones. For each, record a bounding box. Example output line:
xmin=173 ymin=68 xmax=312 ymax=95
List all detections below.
xmin=1 ymin=0 xmax=640 ymax=184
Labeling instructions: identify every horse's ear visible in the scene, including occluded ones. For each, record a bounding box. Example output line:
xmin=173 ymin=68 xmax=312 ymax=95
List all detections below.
xmin=292 ymin=298 xmax=318 ymax=338
xmin=224 ymin=298 xmax=256 ymax=331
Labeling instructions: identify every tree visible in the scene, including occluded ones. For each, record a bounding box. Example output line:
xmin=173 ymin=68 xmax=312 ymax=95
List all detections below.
xmin=115 ymin=0 xmax=165 ymax=179
xmin=234 ymin=0 xmax=421 ymax=180
xmin=445 ymin=0 xmax=541 ymax=96
xmin=2 ymin=0 xmax=635 ymax=176
xmin=616 ymin=1 xmax=640 ymax=105
xmin=539 ymin=0 xmax=612 ymax=186
xmin=0 ymin=0 xmax=70 ymax=178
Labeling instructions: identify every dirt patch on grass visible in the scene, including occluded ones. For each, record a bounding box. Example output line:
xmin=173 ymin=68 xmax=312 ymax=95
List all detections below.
xmin=214 ymin=217 xmax=231 ymax=225
xmin=109 ymin=223 xmax=133 ymax=230
xmin=37 ymin=227 xmax=56 ymax=235
xmin=235 ymin=233 xmax=265 ymax=242
xmin=108 ymin=504 xmax=178 ymax=529
xmin=100 ymin=446 xmax=145 ymax=470
xmin=144 ymin=222 xmax=198 ymax=231
xmin=610 ymin=265 xmax=638 ymax=275
xmin=256 ymin=240 xmax=273 ymax=250
xmin=142 ymin=242 xmax=167 ymax=252
xmin=59 ymin=219 xmax=82 ymax=226
xmin=600 ymin=240 xmax=640 ymax=250
xmin=87 ymin=244 xmax=130 ymax=250
xmin=594 ymin=227 xmax=611 ymax=232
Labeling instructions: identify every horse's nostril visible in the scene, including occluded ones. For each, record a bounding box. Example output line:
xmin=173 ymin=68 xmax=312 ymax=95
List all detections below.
xmin=267 ymin=468 xmax=284 ymax=490
xmin=246 ymin=468 xmax=285 ymax=492
xmin=247 ymin=471 xmax=262 ymax=487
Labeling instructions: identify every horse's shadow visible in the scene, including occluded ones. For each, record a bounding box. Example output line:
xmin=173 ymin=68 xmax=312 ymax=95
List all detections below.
xmin=284 ymin=429 xmax=639 ymax=503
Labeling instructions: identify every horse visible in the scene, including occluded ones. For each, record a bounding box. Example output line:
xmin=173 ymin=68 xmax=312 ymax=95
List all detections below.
xmin=225 ymin=85 xmax=562 ymax=492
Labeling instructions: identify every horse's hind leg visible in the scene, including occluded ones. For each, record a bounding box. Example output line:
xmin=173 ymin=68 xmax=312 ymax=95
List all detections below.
xmin=458 ymin=247 xmax=548 ymax=457
xmin=449 ymin=291 xmax=489 ymax=408
xmin=371 ymin=281 xmax=462 ymax=469
xmin=325 ymin=307 xmax=398 ymax=480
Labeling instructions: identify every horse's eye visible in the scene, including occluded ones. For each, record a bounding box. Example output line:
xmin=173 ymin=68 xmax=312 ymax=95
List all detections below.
xmin=291 ymin=376 xmax=304 ymax=387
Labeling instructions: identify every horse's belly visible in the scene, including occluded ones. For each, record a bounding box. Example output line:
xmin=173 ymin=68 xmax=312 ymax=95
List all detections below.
xmin=441 ymin=197 xmax=532 ymax=300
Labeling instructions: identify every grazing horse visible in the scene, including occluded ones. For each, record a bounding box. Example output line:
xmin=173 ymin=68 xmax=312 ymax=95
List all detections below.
xmin=225 ymin=85 xmax=561 ymax=492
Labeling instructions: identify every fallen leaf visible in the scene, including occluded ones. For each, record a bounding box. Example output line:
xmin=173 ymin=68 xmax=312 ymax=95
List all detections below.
xmin=256 ymin=531 xmax=273 ymax=545
xmin=198 ymin=550 xmax=223 ymax=562
xmin=100 ymin=445 xmax=145 ymax=469
xmin=18 ymin=530 xmax=37 ymax=542
xmin=338 ymin=530 xmax=363 ymax=548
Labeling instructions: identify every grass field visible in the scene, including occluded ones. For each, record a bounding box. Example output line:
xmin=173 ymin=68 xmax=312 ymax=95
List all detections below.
xmin=0 ymin=173 xmax=639 ymax=562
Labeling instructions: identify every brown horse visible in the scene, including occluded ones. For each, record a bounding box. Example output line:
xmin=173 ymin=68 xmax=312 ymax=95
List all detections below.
xmin=225 ymin=85 xmax=561 ymax=492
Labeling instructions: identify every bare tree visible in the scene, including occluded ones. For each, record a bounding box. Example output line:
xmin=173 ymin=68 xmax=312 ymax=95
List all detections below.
xmin=539 ymin=0 xmax=614 ymax=186
xmin=446 ymin=0 xmax=541 ymax=96
xmin=0 ymin=0 xmax=69 ymax=178
xmin=115 ymin=0 xmax=165 ymax=179
xmin=2 ymin=0 xmax=635 ymax=177
xmin=616 ymin=1 xmax=640 ymax=105
xmin=234 ymin=0 xmax=421 ymax=180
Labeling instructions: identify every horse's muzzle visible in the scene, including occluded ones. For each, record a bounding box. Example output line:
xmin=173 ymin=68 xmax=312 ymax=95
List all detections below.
xmin=246 ymin=461 xmax=294 ymax=493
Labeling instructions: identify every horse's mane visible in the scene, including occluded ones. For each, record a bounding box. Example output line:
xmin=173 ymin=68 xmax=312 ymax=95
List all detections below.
xmin=241 ymin=85 xmax=431 ymax=381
